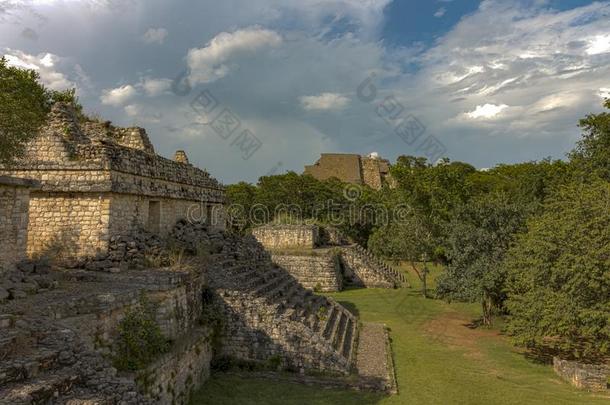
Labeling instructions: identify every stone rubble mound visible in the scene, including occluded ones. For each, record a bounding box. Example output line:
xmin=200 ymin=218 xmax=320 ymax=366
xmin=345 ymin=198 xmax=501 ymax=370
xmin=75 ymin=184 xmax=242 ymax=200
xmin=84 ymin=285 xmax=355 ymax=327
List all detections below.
xmin=0 ymin=260 xmax=59 ymax=304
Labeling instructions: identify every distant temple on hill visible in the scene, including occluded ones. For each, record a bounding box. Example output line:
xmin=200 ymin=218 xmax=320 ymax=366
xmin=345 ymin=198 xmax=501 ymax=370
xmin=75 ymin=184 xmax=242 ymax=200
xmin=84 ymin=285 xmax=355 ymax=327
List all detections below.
xmin=304 ymin=153 xmax=393 ymax=190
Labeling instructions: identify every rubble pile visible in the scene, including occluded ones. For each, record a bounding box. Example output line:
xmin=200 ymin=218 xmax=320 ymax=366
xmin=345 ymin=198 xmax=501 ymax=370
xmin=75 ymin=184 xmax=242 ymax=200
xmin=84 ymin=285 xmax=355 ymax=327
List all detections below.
xmin=0 ymin=260 xmax=59 ymax=304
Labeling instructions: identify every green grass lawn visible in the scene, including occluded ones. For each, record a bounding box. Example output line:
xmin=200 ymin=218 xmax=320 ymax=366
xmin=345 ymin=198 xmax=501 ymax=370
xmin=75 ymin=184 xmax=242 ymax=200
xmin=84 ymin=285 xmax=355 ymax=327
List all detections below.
xmin=192 ymin=265 xmax=609 ymax=405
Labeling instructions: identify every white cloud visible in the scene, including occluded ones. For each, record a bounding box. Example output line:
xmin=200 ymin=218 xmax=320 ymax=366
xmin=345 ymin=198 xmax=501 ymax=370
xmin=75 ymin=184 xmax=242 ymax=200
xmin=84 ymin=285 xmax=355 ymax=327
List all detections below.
xmin=142 ymin=78 xmax=171 ymax=96
xmin=187 ymin=26 xmax=282 ymax=84
xmin=300 ymin=92 xmax=350 ymax=111
xmin=3 ymin=50 xmax=74 ymax=90
xmin=599 ymin=88 xmax=610 ymax=99
xmin=434 ymin=7 xmax=446 ymax=18
xmin=465 ymin=104 xmax=508 ymax=119
xmin=100 ymin=84 xmax=137 ymax=106
xmin=586 ymin=34 xmax=610 ymax=55
xmin=142 ymin=27 xmax=168 ymax=44
xmin=124 ymin=104 xmax=140 ymax=117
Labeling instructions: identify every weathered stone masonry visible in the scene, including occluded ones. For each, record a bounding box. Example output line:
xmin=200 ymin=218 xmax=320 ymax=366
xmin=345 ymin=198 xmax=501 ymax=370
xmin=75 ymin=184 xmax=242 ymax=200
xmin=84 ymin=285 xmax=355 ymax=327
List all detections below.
xmin=0 ymin=176 xmax=39 ymax=275
xmin=252 ymin=224 xmax=319 ymax=249
xmin=271 ymin=250 xmax=343 ymax=292
xmin=253 ymin=225 xmax=406 ymax=291
xmin=0 ymin=103 xmax=225 ymax=259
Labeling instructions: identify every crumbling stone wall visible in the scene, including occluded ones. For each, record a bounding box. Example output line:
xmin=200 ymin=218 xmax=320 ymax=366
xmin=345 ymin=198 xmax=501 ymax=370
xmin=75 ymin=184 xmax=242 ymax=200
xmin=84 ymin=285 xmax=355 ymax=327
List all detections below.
xmin=0 ymin=177 xmax=38 ymax=274
xmin=271 ymin=250 xmax=343 ymax=292
xmin=252 ymin=225 xmax=320 ymax=249
xmin=553 ymin=357 xmax=609 ymax=392
xmin=361 ymin=157 xmax=384 ymax=191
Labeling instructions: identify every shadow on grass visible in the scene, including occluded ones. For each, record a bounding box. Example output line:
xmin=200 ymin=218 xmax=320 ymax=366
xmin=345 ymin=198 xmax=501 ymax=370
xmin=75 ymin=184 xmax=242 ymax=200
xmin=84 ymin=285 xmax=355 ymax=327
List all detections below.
xmin=192 ymin=374 xmax=386 ymax=405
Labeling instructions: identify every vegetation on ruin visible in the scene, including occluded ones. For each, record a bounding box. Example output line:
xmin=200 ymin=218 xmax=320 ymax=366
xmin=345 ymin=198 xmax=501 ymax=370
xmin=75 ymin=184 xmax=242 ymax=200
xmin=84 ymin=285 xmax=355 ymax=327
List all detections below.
xmin=0 ymin=57 xmax=50 ymax=164
xmin=113 ymin=294 xmax=170 ymax=371
xmin=0 ymin=58 xmax=86 ymax=164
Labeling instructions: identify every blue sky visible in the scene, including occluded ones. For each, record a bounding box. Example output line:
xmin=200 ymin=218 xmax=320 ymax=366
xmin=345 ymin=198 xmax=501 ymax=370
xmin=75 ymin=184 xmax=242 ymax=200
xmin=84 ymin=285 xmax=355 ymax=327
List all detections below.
xmin=1 ymin=0 xmax=609 ymax=183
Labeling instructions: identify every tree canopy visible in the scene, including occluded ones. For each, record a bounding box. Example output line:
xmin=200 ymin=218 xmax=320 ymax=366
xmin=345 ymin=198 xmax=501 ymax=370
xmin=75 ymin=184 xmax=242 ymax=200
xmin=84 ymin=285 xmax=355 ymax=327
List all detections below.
xmin=503 ymin=180 xmax=610 ymax=360
xmin=0 ymin=57 xmax=83 ymax=164
xmin=0 ymin=56 xmax=50 ymax=163
xmin=436 ymin=194 xmax=528 ymax=324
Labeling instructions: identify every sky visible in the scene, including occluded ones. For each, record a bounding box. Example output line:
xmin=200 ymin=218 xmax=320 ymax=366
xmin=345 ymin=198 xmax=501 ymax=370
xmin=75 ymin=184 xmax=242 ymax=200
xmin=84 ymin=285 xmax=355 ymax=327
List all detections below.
xmin=0 ymin=0 xmax=609 ymax=184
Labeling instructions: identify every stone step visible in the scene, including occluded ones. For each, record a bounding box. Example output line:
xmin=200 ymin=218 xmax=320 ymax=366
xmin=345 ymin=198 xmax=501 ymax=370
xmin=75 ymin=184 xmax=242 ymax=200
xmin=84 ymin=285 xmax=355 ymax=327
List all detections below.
xmin=305 ymin=298 xmax=327 ymax=330
xmin=266 ymin=279 xmax=299 ymax=304
xmin=322 ymin=306 xmax=339 ymax=341
xmin=252 ymin=274 xmax=293 ymax=299
xmin=0 ymin=367 xmax=80 ymax=404
xmin=342 ymin=319 xmax=356 ymax=362
xmin=0 ymin=347 xmax=61 ymax=385
xmin=332 ymin=312 xmax=348 ymax=351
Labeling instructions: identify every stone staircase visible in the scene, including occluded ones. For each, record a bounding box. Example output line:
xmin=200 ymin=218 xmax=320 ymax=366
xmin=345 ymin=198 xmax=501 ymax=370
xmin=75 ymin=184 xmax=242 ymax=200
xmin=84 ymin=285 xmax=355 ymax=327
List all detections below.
xmin=341 ymin=244 xmax=407 ymax=288
xmin=0 ymin=270 xmax=192 ymax=404
xmin=206 ymin=235 xmax=359 ymax=375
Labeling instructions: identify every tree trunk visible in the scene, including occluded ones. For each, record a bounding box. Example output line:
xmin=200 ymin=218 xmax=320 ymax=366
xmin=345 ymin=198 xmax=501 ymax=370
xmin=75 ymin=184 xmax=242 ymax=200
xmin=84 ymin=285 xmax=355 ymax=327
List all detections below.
xmin=482 ymin=296 xmax=493 ymax=326
xmin=422 ymin=271 xmax=427 ymax=298
xmin=409 ymin=261 xmax=427 ymax=298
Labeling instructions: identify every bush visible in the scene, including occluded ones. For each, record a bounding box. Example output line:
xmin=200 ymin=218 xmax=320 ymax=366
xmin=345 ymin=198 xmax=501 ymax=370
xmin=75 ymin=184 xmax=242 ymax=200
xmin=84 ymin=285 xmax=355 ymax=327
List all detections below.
xmin=113 ymin=294 xmax=170 ymax=371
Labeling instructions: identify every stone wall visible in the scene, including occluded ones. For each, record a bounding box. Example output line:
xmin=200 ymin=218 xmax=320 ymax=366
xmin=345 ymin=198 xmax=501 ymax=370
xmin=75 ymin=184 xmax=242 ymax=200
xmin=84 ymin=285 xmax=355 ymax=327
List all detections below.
xmin=361 ymin=157 xmax=383 ymax=190
xmin=109 ymin=194 xmax=223 ymax=239
xmin=26 ymin=192 xmax=111 ymax=259
xmin=0 ymin=177 xmax=37 ymax=274
xmin=139 ymin=328 xmax=212 ymax=405
xmin=271 ymin=250 xmax=342 ymax=292
xmin=252 ymin=225 xmax=319 ymax=249
xmin=319 ymin=226 xmax=349 ymax=246
xmin=553 ymin=357 xmax=609 ymax=392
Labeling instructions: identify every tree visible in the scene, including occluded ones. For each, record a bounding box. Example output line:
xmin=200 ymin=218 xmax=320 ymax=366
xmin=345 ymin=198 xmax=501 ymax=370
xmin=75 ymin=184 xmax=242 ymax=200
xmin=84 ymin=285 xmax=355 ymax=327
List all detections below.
xmin=0 ymin=56 xmax=51 ymax=163
xmin=436 ymin=194 xmax=527 ymax=324
xmin=569 ymin=99 xmax=610 ymax=180
xmin=503 ymin=180 xmax=610 ymax=360
xmin=369 ymin=210 xmax=435 ymax=297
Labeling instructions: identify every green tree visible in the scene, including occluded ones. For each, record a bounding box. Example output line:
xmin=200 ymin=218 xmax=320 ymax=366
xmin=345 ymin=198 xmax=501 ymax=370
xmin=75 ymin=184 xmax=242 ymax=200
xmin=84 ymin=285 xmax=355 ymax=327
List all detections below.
xmin=0 ymin=56 xmax=51 ymax=163
xmin=369 ymin=210 xmax=435 ymax=297
xmin=569 ymin=99 xmax=610 ymax=180
xmin=436 ymin=195 xmax=527 ymax=324
xmin=504 ymin=180 xmax=610 ymax=360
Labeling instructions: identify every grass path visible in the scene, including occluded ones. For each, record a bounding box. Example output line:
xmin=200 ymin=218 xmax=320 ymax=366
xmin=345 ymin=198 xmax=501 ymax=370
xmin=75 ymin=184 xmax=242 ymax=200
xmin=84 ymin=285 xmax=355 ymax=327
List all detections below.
xmin=193 ymin=270 xmax=608 ymax=404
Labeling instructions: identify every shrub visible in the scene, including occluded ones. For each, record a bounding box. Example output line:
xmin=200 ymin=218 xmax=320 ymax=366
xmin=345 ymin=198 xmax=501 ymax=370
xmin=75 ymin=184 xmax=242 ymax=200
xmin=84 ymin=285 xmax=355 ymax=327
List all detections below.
xmin=113 ymin=294 xmax=170 ymax=371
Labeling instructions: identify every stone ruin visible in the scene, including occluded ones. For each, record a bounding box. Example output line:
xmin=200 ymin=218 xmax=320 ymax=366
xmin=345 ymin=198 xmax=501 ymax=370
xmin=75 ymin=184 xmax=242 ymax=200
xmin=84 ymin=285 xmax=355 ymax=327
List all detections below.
xmin=252 ymin=224 xmax=408 ymax=291
xmin=304 ymin=153 xmax=394 ymax=190
xmin=0 ymin=105 xmax=397 ymax=404
xmin=0 ymin=102 xmax=225 ymax=263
